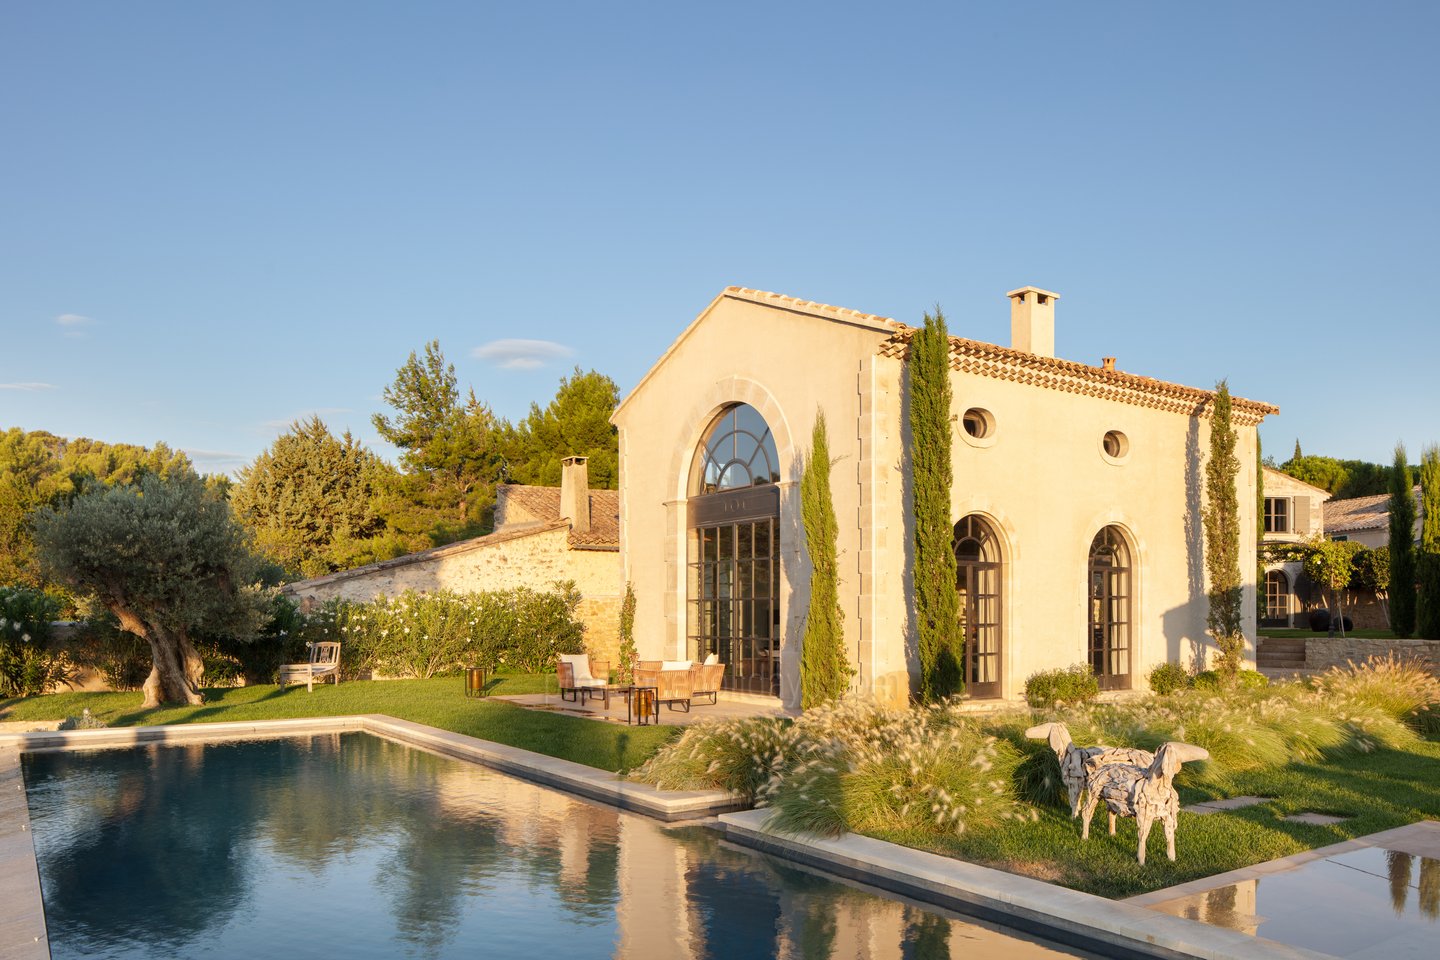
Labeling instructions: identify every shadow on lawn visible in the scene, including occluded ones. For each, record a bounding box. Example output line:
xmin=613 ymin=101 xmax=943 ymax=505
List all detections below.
xmin=111 ymin=686 xmax=291 ymax=727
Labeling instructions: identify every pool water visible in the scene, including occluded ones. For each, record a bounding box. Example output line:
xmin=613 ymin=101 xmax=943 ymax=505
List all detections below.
xmin=22 ymin=733 xmax=1092 ymax=960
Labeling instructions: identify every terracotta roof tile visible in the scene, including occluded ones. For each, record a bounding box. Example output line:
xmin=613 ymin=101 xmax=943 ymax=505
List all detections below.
xmin=878 ymin=327 xmax=1279 ymax=424
xmin=496 ymin=484 xmax=619 ymax=550
xmin=1323 ymin=487 xmax=1420 ymax=534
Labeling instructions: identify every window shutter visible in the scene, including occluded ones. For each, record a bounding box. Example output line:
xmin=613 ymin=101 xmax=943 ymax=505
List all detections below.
xmin=1293 ymin=496 xmax=1309 ymax=535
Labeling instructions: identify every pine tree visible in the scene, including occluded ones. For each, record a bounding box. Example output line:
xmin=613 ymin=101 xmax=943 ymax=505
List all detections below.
xmin=1416 ymin=445 xmax=1440 ymax=640
xmin=800 ymin=410 xmax=850 ymax=708
xmin=909 ymin=311 xmax=962 ymax=702
xmin=1203 ymin=381 xmax=1244 ymax=677
xmin=1389 ymin=444 xmax=1418 ymax=638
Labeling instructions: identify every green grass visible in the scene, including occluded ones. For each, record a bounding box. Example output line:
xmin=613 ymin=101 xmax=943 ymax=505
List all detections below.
xmin=1260 ymin=628 xmax=1397 ymax=640
xmin=868 ymin=738 xmax=1440 ymax=899
xmin=0 ymin=674 xmax=678 ymax=773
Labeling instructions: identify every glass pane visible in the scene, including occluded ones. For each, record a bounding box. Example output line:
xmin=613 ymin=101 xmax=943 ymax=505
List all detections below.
xmin=754 ymin=520 xmax=771 ymax=557
xmin=738 ymin=522 xmax=753 ymax=559
xmin=752 ymin=560 xmax=770 ymax=598
xmin=718 ymin=524 xmax=733 ymax=560
xmin=702 ymin=528 xmax=717 ymax=563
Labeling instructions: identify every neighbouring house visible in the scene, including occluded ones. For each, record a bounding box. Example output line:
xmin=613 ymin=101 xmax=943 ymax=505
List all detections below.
xmin=614 ymin=286 xmax=1277 ymax=709
xmin=1323 ymin=486 xmax=1423 ymax=549
xmin=1259 ymin=466 xmax=1331 ymax=629
xmin=283 ymin=457 xmax=624 ymax=662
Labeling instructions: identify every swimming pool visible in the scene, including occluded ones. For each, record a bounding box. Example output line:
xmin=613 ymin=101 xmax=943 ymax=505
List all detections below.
xmin=22 ymin=732 xmax=1093 ymax=960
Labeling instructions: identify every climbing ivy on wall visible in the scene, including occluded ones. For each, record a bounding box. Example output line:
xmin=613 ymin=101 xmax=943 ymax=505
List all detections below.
xmin=800 ymin=409 xmax=850 ymax=708
xmin=909 ymin=311 xmax=962 ymax=702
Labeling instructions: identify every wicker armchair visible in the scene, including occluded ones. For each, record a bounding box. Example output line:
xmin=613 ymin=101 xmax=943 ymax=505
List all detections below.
xmin=692 ymin=660 xmax=724 ymax=705
xmin=557 ymin=654 xmax=610 ymax=702
xmin=634 ymin=660 xmax=697 ymax=713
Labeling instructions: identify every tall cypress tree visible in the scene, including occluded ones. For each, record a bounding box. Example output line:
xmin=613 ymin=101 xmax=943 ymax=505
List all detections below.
xmin=800 ymin=410 xmax=851 ymax=708
xmin=909 ymin=310 xmax=962 ymax=701
xmin=1203 ymin=381 xmax=1244 ymax=677
xmin=1389 ymin=444 xmax=1417 ymax=638
xmin=1416 ymin=445 xmax=1440 ymax=640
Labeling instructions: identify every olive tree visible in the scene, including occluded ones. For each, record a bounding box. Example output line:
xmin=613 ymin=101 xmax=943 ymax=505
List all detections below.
xmin=1302 ymin=537 xmax=1362 ymax=638
xmin=32 ymin=473 xmax=270 ymax=707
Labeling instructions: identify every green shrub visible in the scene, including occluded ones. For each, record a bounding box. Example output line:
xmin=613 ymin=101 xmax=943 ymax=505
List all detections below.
xmin=65 ymin=612 xmax=151 ymax=690
xmin=0 ymin=585 xmax=74 ymax=697
xmin=315 ymin=584 xmax=587 ymax=680
xmin=1147 ymin=662 xmax=1193 ymax=695
xmin=1194 ymin=668 xmax=1269 ymax=692
xmin=1023 ymin=664 xmax=1099 ymax=708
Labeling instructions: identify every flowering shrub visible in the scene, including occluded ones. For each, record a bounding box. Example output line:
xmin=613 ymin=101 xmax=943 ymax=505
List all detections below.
xmin=303 ymin=583 xmax=586 ymax=679
xmin=0 ymin=585 xmax=75 ymax=697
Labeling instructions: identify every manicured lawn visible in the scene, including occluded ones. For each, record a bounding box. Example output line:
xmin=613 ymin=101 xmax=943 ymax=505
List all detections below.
xmin=1260 ymin=628 xmax=1397 ymax=640
xmin=868 ymin=737 xmax=1440 ymax=898
xmin=0 ymin=674 xmax=679 ymax=773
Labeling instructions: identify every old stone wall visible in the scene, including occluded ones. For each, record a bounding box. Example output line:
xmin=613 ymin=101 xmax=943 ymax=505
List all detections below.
xmin=1304 ymin=638 xmax=1440 ymax=673
xmin=287 ymin=527 xmax=623 ymax=664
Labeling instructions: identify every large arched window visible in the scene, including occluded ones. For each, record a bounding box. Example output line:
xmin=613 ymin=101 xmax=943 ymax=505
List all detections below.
xmin=954 ymin=515 xmax=1003 ymax=699
xmin=1088 ymin=526 xmax=1133 ymax=691
xmin=687 ymin=404 xmax=781 ymax=697
xmin=694 ymin=404 xmax=779 ymax=494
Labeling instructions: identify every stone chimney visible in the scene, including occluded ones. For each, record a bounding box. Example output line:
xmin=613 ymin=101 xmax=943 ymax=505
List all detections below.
xmin=1102 ymin=356 xmax=1116 ymax=371
xmin=1007 ymin=286 xmax=1060 ymax=358
xmin=560 ymin=456 xmax=590 ymax=534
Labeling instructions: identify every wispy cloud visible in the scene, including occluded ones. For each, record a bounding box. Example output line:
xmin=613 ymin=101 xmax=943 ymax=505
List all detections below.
xmin=183 ymin=448 xmax=250 ymax=474
xmin=260 ymin=407 xmax=354 ymax=431
xmin=0 ymin=382 xmax=57 ymax=391
xmin=55 ymin=313 xmax=96 ymax=339
xmin=472 ymin=339 xmax=574 ymax=370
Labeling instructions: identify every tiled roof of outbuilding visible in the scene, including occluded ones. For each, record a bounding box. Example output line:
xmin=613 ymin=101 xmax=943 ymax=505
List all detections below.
xmin=497 ymin=484 xmax=620 ymax=550
xmin=1323 ymin=487 xmax=1420 ymax=534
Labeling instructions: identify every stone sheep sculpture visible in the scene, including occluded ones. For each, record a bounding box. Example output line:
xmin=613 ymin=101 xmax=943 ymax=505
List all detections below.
xmin=1025 ymin=722 xmax=1155 ymax=818
xmin=1080 ymin=741 xmax=1210 ymax=865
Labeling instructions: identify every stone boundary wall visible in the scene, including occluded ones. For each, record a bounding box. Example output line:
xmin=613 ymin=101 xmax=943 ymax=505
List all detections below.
xmin=1305 ymin=638 xmax=1440 ymax=673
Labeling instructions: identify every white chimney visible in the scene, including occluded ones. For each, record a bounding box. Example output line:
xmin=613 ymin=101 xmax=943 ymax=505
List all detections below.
xmin=1007 ymin=286 xmax=1060 ymax=358
xmin=560 ymin=456 xmax=590 ymax=534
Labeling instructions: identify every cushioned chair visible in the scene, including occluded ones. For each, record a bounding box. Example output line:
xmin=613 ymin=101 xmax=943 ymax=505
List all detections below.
xmin=693 ymin=653 xmax=724 ymax=705
xmin=557 ymin=653 xmax=610 ymax=702
xmin=279 ymin=642 xmax=341 ymax=692
xmin=634 ymin=660 xmax=697 ymax=713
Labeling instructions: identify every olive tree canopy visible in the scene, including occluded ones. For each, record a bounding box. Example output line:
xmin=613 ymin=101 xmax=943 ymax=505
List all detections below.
xmin=33 ymin=472 xmax=271 ymax=707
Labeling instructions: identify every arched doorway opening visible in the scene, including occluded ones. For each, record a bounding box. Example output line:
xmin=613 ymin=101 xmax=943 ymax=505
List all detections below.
xmin=686 ymin=404 xmax=781 ymax=696
xmin=953 ymin=515 xmax=1003 ymax=699
xmin=1263 ymin=569 xmax=1291 ymax=627
xmin=1088 ymin=526 xmax=1133 ymax=691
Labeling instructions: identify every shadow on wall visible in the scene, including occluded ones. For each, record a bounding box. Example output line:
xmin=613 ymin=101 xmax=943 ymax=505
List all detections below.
xmin=1170 ymin=406 xmax=1210 ymax=670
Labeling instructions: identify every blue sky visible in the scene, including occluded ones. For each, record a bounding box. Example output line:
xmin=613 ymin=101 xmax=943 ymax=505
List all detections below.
xmin=3 ymin=2 xmax=1436 ymax=476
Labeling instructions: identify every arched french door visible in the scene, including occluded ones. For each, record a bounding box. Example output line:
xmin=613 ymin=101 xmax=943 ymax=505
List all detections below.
xmin=1088 ymin=526 xmax=1133 ymax=691
xmin=1263 ymin=569 xmax=1291 ymax=627
xmin=686 ymin=404 xmax=781 ymax=696
xmin=953 ymin=515 xmax=1003 ymax=699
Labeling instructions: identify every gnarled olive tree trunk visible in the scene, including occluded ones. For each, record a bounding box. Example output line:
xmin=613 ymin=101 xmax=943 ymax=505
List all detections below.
xmin=113 ymin=607 xmax=205 ymax=707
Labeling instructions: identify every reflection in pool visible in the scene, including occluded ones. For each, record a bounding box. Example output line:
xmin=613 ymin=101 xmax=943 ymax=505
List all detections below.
xmin=1150 ymin=844 xmax=1440 ymax=958
xmin=23 ymin=733 xmax=1092 ymax=960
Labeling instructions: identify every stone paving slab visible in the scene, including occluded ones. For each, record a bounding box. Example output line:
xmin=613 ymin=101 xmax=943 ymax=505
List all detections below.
xmin=719 ymin=809 xmax=1337 ymax=960
xmin=0 ymin=748 xmax=50 ymax=960
xmin=1183 ymin=796 xmax=1271 ymax=815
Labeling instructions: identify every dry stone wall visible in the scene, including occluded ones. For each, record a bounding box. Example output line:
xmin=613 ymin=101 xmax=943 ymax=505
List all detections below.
xmin=288 ymin=527 xmax=624 ymax=665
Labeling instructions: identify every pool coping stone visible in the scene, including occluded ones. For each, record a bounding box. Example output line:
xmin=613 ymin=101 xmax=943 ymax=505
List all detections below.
xmin=718 ymin=808 xmax=1339 ymax=960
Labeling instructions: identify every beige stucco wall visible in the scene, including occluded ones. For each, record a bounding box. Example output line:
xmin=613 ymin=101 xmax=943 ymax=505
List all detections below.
xmin=616 ymin=290 xmax=1264 ymax=711
xmin=286 ymin=528 xmax=624 ymax=663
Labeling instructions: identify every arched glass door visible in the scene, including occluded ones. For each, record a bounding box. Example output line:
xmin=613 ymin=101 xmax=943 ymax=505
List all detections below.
xmin=687 ymin=404 xmax=781 ymax=696
xmin=953 ymin=515 xmax=1003 ymax=699
xmin=1088 ymin=526 xmax=1132 ymax=691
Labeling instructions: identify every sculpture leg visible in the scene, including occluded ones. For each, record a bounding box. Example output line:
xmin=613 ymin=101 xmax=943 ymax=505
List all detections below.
xmin=1164 ymin=815 xmax=1177 ymax=861
xmin=1069 ymin=782 xmax=1083 ymax=819
xmin=1108 ymin=811 xmax=1117 ymax=836
xmin=1081 ymin=794 xmax=1100 ymax=841
xmin=1136 ymin=810 xmax=1153 ymax=866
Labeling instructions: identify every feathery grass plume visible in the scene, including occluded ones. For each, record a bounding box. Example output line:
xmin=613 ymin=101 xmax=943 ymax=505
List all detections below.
xmin=1314 ymin=654 xmax=1440 ymax=735
xmin=628 ymin=716 xmax=796 ymax=801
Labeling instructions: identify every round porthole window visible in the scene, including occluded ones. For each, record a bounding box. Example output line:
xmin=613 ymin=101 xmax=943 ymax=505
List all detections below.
xmin=959 ymin=408 xmax=996 ymax=447
xmin=1102 ymin=430 xmax=1130 ymax=462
